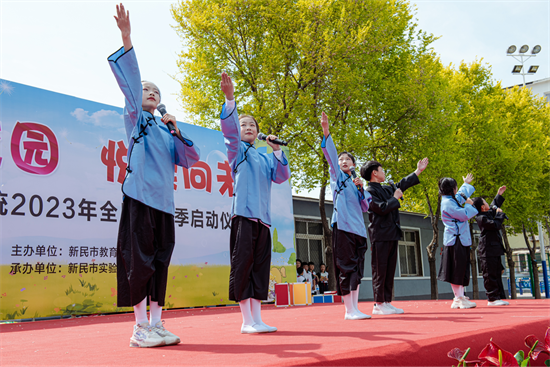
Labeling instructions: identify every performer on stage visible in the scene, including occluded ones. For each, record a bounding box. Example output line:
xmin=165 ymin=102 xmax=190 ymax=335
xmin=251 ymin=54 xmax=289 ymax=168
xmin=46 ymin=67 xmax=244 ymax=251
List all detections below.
xmin=360 ymin=158 xmax=428 ymax=315
xmin=219 ymin=72 xmax=291 ymax=334
xmin=437 ymin=174 xmax=478 ymax=309
xmin=109 ymin=3 xmax=200 ymax=348
xmin=320 ymin=112 xmax=371 ymax=320
xmin=472 ymin=186 xmax=510 ymax=306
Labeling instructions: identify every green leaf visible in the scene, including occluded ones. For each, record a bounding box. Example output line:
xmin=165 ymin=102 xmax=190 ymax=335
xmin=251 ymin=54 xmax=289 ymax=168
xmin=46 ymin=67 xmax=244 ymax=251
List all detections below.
xmin=515 ymin=350 xmax=525 ymax=365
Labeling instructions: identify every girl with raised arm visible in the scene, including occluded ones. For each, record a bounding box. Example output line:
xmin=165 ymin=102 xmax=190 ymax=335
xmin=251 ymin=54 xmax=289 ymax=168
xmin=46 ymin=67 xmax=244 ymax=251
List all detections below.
xmin=320 ymin=112 xmax=371 ymax=320
xmin=437 ymin=174 xmax=479 ymax=309
xmin=109 ymin=3 xmax=200 ymax=348
xmin=219 ymin=72 xmax=291 ymax=334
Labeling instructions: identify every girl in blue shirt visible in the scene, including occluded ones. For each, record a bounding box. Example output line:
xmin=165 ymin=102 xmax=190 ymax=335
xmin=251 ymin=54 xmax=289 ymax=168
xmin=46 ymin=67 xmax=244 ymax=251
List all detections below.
xmin=437 ymin=174 xmax=479 ymax=309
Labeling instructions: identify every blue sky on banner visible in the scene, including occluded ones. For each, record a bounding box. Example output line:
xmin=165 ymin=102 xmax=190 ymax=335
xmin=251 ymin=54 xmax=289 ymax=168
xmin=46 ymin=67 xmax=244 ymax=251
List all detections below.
xmin=1 ymin=0 xmax=548 ymax=198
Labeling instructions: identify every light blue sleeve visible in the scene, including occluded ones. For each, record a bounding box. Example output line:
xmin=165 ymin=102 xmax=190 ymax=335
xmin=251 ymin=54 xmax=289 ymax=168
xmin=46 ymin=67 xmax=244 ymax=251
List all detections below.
xmin=321 ymin=134 xmax=340 ymax=185
xmin=360 ymin=189 xmax=371 ymax=212
xmin=446 ymin=202 xmax=478 ymax=222
xmin=108 ymin=47 xmax=142 ymax=128
xmin=455 ymin=183 xmax=475 ymax=206
xmin=174 ymin=128 xmax=200 ymax=169
xmin=271 ymin=151 xmax=291 ymax=184
xmin=220 ymin=101 xmax=241 ymax=170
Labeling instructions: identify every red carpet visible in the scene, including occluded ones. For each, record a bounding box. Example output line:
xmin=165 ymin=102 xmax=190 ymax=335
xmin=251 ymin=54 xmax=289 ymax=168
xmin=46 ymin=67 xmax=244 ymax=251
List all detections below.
xmin=1 ymin=299 xmax=549 ymax=366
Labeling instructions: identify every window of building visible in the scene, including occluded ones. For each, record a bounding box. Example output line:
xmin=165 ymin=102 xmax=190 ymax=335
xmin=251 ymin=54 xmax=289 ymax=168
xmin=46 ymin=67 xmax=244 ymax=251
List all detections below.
xmin=398 ymin=229 xmax=423 ymax=277
xmin=295 ymin=219 xmax=325 ymax=266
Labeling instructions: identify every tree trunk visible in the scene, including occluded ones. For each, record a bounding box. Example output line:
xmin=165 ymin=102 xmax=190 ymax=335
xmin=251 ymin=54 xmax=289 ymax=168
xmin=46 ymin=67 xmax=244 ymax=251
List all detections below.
xmin=522 ymin=223 xmax=541 ymax=299
xmin=469 ymin=220 xmax=479 ymax=299
xmin=319 ymin=162 xmax=336 ymax=292
xmin=501 ymin=228 xmax=517 ymax=299
xmin=425 ymin=191 xmax=442 ymax=300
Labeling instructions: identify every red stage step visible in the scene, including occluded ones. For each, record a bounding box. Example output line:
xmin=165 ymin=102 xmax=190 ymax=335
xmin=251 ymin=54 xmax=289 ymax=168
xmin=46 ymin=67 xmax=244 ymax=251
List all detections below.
xmin=1 ymin=299 xmax=549 ymax=366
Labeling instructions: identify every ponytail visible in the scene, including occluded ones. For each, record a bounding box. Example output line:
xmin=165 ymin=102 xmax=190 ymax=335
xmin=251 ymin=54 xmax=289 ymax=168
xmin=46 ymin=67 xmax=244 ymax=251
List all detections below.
xmin=439 ymin=177 xmax=461 ymax=208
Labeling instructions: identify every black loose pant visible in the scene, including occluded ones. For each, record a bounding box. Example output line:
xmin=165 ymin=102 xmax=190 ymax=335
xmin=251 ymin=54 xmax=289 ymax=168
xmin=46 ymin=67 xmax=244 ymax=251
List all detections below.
xmin=480 ymin=256 xmax=506 ymax=301
xmin=332 ymin=224 xmax=368 ymax=296
xmin=371 ymin=240 xmax=398 ymax=303
xmin=228 ymin=216 xmax=272 ymax=302
xmin=117 ymin=197 xmax=175 ymax=307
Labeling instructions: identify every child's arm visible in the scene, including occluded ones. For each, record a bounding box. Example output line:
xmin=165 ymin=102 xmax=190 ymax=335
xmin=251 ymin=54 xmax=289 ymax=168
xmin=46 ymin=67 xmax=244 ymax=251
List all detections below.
xmin=174 ymin=128 xmax=200 ymax=169
xmin=219 ymin=72 xmax=240 ymax=170
xmin=446 ymin=200 xmax=478 ymax=222
xmin=455 ymin=174 xmax=476 ymax=206
xmin=269 ymin=145 xmax=291 ymax=184
xmin=320 ymin=112 xmax=340 ymax=184
xmin=108 ymin=3 xmax=141 ymax=128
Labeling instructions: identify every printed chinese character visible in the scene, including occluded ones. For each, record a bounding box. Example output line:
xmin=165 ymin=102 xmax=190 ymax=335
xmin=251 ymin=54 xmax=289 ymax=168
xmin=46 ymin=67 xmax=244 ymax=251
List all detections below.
xmin=100 ymin=140 xmax=127 ymax=184
xmin=89 ymin=263 xmax=98 ymax=274
xmin=10 ymin=263 xmax=21 ymax=275
xmin=100 ymin=247 xmax=109 ymax=257
xmin=80 ymin=246 xmax=89 ymax=257
xmin=206 ymin=211 xmax=219 ymax=229
xmin=68 ymin=263 xmax=78 ymax=274
xmin=11 ymin=245 xmax=22 ymax=257
xmin=46 ymin=263 xmax=57 ymax=274
xmin=175 ymin=208 xmax=189 ymax=227
xmin=10 ymin=122 xmax=59 ymax=175
xmin=36 ymin=245 xmax=46 ymax=257
xmin=35 ymin=263 xmax=45 ymax=274
xmin=23 ymin=245 xmax=34 ymax=257
xmin=0 ymin=192 xmax=7 ymax=215
xmin=78 ymin=199 xmax=97 ymax=221
xmin=22 ymin=262 xmax=33 ymax=274
xmin=47 ymin=246 xmax=57 ymax=257
xmin=181 ymin=161 xmax=212 ymax=193
xmin=79 ymin=263 xmax=88 ymax=274
xmin=221 ymin=212 xmax=232 ymax=230
xmin=108 ymin=263 xmax=117 ymax=273
xmin=191 ymin=209 xmax=204 ymax=228
xmin=100 ymin=201 xmax=118 ymax=222
xmin=90 ymin=247 xmax=99 ymax=257
xmin=69 ymin=246 xmax=78 ymax=257
xmin=109 ymin=248 xmax=117 ymax=257
xmin=99 ymin=263 xmax=108 ymax=273
xmin=217 ymin=160 xmax=234 ymax=197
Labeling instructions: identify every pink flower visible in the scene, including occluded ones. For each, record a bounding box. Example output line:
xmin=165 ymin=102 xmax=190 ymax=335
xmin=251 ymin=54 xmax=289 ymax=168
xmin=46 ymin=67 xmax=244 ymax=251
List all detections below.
xmin=447 ymin=348 xmax=481 ymax=367
xmin=525 ymin=327 xmax=550 ymax=360
xmin=478 ymin=341 xmax=518 ymax=366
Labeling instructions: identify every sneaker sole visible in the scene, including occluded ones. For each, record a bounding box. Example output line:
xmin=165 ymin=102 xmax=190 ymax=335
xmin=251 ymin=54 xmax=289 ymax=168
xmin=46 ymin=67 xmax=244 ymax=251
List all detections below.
xmin=130 ymin=340 xmax=166 ymax=348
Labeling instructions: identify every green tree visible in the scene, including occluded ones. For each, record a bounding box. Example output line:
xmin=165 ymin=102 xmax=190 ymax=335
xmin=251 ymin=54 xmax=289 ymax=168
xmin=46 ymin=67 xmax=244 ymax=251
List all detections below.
xmin=272 ymin=228 xmax=286 ymax=253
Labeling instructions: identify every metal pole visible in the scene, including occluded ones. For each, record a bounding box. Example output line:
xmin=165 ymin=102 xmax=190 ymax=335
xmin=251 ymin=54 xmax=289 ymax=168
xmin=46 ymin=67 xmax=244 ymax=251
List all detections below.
xmin=537 ymin=221 xmax=549 ymax=298
xmin=528 ymin=257 xmax=535 ymax=298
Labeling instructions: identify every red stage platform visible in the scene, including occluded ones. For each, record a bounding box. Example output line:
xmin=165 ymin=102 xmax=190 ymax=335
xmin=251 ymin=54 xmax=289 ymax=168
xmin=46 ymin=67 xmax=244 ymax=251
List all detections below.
xmin=1 ymin=299 xmax=549 ymax=366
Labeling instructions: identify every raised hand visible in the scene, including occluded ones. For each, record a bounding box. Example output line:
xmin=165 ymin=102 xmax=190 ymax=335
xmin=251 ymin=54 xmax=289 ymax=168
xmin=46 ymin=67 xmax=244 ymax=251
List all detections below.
xmin=415 ymin=157 xmax=429 ymax=176
xmin=320 ymin=111 xmax=329 ymax=137
xmin=465 ymin=198 xmax=473 ymax=205
xmin=220 ymin=72 xmax=234 ymax=100
xmin=114 ymin=3 xmax=132 ymax=50
xmin=463 ymin=173 xmax=474 ymax=185
xmin=497 ymin=185 xmax=506 ymax=196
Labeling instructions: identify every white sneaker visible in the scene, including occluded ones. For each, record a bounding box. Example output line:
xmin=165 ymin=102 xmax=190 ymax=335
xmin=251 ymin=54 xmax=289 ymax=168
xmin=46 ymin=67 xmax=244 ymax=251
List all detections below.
xmin=150 ymin=320 xmax=181 ymax=345
xmin=130 ymin=322 xmax=166 ymax=348
xmin=451 ymin=296 xmax=477 ymax=309
xmin=256 ymin=322 xmax=277 ymax=332
xmin=241 ymin=323 xmax=269 ymax=334
xmin=386 ymin=303 xmax=404 ymax=314
xmin=487 ymin=300 xmax=509 ymax=306
xmin=372 ymin=303 xmax=396 ymax=315
xmin=345 ymin=311 xmax=371 ymax=320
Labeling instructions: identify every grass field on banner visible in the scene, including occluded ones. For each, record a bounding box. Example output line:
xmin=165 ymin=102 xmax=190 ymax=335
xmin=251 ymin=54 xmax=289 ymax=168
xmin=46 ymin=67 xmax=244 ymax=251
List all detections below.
xmin=0 ymin=264 xmax=297 ymax=320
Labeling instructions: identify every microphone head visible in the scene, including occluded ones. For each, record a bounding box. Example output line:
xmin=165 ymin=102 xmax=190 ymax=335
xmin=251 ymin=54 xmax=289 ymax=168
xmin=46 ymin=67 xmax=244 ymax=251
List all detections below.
xmin=156 ymin=103 xmax=167 ymax=115
xmin=388 ymin=179 xmax=395 ymax=185
xmin=257 ymin=133 xmax=267 ymax=141
xmin=350 ymin=167 xmax=357 ymax=178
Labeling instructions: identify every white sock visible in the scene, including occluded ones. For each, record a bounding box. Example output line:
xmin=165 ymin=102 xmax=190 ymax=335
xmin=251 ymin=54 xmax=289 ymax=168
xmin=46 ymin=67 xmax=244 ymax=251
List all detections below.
xmin=133 ymin=297 xmax=148 ymax=325
xmin=239 ymin=298 xmax=254 ymax=326
xmin=149 ymin=297 xmax=162 ymax=326
xmin=342 ymin=293 xmax=354 ymax=314
xmin=251 ymin=298 xmax=264 ymax=325
xmin=351 ymin=285 xmax=360 ymax=312
xmin=451 ymin=284 xmax=464 ymax=298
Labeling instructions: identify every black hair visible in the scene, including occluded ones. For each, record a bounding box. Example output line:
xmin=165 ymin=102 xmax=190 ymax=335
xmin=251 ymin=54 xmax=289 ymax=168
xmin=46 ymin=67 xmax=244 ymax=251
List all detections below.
xmin=472 ymin=197 xmax=484 ymax=213
xmin=297 ymin=266 xmax=304 ymax=276
xmin=319 ymin=262 xmax=325 ymax=267
xmin=439 ymin=177 xmax=461 ymax=208
xmin=296 ymin=259 xmax=302 ymax=264
xmin=360 ymin=160 xmax=382 ymax=181
xmin=308 ymin=261 xmax=315 ymax=266
xmin=338 ymin=151 xmax=356 ymax=166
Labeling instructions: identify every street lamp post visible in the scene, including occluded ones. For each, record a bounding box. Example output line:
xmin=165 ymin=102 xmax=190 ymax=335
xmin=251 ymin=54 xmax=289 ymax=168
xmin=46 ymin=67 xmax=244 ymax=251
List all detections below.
xmin=506 ymin=44 xmax=541 ymax=87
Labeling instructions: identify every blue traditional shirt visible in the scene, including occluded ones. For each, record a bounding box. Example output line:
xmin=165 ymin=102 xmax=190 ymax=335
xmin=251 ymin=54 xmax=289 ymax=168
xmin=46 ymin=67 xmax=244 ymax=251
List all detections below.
xmin=108 ymin=46 xmax=200 ymax=215
xmin=220 ymin=100 xmax=291 ymax=226
xmin=321 ymin=134 xmax=370 ymax=239
xmin=441 ymin=183 xmax=478 ymax=246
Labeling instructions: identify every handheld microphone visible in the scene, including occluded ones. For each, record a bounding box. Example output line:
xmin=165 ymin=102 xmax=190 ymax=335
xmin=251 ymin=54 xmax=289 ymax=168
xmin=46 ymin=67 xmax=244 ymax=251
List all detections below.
xmin=257 ymin=133 xmax=288 ymax=146
xmin=491 ymin=205 xmax=509 ymax=220
xmin=388 ymin=180 xmax=403 ymax=201
xmin=157 ymin=103 xmax=177 ymax=136
xmin=350 ymin=167 xmax=361 ymax=191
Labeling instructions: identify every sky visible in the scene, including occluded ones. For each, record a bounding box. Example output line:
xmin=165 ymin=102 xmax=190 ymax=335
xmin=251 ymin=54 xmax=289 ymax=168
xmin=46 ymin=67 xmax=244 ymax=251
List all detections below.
xmin=1 ymin=0 xmax=549 ymax=199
